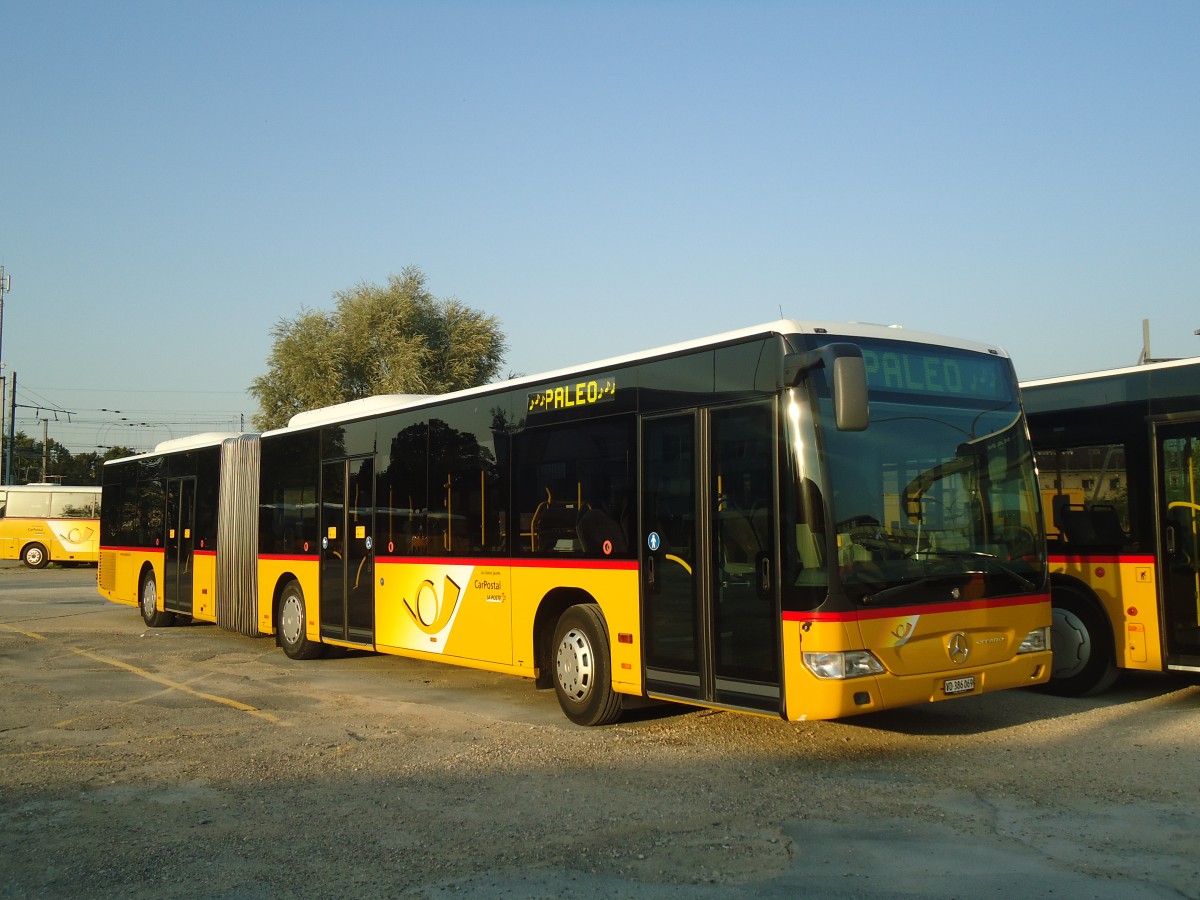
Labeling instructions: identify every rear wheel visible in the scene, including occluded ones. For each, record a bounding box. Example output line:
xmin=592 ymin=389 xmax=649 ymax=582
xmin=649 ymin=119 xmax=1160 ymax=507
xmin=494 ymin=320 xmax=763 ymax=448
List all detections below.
xmin=1043 ymin=587 xmax=1118 ymax=696
xmin=552 ymin=604 xmax=622 ymax=726
xmin=278 ymin=580 xmax=324 ymax=660
xmin=21 ymin=543 xmax=49 ymax=569
xmin=139 ymin=571 xmax=176 ymax=627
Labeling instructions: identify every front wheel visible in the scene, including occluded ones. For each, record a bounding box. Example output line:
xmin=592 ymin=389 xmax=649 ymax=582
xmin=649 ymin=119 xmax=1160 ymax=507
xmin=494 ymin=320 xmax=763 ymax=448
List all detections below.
xmin=552 ymin=604 xmax=622 ymax=726
xmin=139 ymin=572 xmax=176 ymax=627
xmin=278 ymin=580 xmax=324 ymax=660
xmin=21 ymin=543 xmax=49 ymax=569
xmin=1042 ymin=588 xmax=1118 ymax=696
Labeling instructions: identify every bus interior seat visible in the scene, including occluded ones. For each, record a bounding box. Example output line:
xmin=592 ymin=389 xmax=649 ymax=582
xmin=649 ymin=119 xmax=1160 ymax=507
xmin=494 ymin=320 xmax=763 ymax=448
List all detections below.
xmin=1166 ymin=504 xmax=1198 ymax=566
xmin=719 ymin=509 xmax=762 ymax=569
xmin=577 ymin=509 xmax=627 ymax=555
xmin=749 ymin=506 xmax=771 ymax=553
xmin=1059 ymin=504 xmax=1126 ymax=548
xmin=1050 ymin=494 xmax=1072 ymax=534
xmin=793 ymin=524 xmax=828 ymax=586
xmin=530 ymin=488 xmax=583 ymax=552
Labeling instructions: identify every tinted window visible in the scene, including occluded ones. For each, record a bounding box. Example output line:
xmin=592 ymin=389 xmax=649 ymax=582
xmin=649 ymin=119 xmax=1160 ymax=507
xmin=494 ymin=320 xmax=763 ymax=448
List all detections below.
xmin=425 ymin=402 xmax=507 ymax=556
xmin=638 ymin=350 xmax=714 ymax=413
xmin=715 ymin=338 xmax=778 ymax=397
xmin=514 ymin=417 xmax=635 ymax=559
xmin=49 ymin=492 xmax=99 ymax=518
xmin=376 ymin=415 xmax=427 ymax=556
xmin=259 ymin=430 xmax=320 ymax=556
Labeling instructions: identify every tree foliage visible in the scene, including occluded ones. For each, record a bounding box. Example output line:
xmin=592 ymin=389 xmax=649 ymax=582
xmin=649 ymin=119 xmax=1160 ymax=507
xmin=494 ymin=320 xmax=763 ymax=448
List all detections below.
xmin=250 ymin=267 xmax=507 ymax=431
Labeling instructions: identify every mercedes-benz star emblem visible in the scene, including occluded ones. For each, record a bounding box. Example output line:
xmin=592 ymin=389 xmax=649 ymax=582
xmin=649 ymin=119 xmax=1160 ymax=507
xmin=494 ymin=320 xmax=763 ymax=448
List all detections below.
xmin=947 ymin=632 xmax=970 ymax=664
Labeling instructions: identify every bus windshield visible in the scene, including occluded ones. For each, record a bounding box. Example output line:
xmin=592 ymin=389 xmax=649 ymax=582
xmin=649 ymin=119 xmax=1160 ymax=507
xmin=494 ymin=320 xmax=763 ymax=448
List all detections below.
xmin=812 ymin=343 xmax=1045 ymax=606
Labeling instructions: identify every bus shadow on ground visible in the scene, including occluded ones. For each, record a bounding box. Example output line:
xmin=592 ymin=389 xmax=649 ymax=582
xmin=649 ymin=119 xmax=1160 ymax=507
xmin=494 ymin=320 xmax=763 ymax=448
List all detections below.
xmin=840 ymin=671 xmax=1200 ymax=737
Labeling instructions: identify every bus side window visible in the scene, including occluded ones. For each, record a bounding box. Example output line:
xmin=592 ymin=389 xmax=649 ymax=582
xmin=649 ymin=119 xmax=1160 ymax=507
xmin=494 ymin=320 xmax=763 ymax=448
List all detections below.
xmin=515 ymin=419 xmax=635 ymax=559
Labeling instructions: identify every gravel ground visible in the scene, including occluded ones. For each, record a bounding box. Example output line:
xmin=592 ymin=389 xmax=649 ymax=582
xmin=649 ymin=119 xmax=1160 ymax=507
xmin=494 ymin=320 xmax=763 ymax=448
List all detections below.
xmin=2 ymin=564 xmax=1198 ymax=899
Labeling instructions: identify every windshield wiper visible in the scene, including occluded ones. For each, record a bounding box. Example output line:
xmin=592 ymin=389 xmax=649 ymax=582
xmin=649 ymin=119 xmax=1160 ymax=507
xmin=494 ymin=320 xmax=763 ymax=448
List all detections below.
xmin=862 ymin=575 xmax=950 ymax=607
xmin=915 ymin=549 xmax=1037 ymax=592
xmin=863 ymin=550 xmax=1038 ymax=607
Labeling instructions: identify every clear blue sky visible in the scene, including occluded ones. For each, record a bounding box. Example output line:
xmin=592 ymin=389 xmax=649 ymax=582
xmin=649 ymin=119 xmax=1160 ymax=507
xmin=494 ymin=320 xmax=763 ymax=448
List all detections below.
xmin=3 ymin=1 xmax=1197 ymax=457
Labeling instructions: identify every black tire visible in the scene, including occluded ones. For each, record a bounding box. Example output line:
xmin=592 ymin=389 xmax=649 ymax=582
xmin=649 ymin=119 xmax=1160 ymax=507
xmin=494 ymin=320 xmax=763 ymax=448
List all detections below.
xmin=21 ymin=542 xmax=50 ymax=569
xmin=1042 ymin=587 xmax=1118 ymax=696
xmin=278 ymin=579 xmax=324 ymax=660
xmin=139 ymin=571 xmax=176 ymax=628
xmin=552 ymin=604 xmax=622 ymax=726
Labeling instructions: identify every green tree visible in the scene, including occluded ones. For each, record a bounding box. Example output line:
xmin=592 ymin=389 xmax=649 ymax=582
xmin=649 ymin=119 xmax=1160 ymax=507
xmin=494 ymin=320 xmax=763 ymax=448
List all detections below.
xmin=250 ymin=267 xmax=507 ymax=431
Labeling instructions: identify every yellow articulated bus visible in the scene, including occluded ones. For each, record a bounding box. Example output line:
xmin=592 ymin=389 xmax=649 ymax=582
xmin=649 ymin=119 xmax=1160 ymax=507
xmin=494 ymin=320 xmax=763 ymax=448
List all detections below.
xmin=1022 ymin=357 xmax=1200 ymax=694
xmin=99 ymin=319 xmax=1051 ymax=725
xmin=0 ymin=483 xmax=101 ymax=568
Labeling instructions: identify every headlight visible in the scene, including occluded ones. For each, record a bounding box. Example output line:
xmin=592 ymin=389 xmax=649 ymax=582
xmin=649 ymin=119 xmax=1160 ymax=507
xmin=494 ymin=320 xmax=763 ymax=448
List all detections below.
xmin=1017 ymin=626 xmax=1050 ymax=654
xmin=802 ymin=650 xmax=886 ymax=679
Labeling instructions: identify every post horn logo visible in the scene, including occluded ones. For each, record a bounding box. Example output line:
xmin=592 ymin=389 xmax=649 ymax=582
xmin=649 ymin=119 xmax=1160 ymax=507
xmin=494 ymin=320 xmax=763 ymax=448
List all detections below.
xmin=947 ymin=632 xmax=970 ymax=665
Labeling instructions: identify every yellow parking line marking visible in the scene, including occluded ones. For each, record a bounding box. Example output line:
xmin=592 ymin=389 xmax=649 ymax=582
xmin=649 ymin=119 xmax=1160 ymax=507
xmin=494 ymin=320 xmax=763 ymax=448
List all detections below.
xmin=0 ymin=622 xmax=46 ymax=640
xmin=69 ymin=647 xmax=288 ymax=726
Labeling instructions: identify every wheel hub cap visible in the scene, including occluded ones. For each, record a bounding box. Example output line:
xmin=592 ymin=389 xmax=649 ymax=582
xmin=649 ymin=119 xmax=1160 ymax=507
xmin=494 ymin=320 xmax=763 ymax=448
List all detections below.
xmin=556 ymin=627 xmax=593 ymax=702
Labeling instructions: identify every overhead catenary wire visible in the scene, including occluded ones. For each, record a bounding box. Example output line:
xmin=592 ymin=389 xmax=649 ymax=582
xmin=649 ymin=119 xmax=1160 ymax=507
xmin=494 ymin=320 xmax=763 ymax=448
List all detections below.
xmin=8 ymin=382 xmax=251 ymax=456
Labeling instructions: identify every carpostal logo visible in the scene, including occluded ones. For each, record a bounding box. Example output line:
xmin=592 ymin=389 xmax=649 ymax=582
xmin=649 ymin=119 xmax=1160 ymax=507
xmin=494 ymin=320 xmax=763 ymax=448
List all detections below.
xmin=403 ymin=574 xmax=464 ymax=634
xmin=890 ymin=615 xmax=920 ymax=646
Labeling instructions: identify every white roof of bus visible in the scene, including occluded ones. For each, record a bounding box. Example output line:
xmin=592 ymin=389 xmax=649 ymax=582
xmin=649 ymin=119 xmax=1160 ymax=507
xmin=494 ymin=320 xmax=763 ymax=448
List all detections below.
xmin=262 ymin=318 xmax=1010 ymax=436
xmin=282 ymin=394 xmax=433 ymax=431
xmin=104 ymin=319 xmax=1011 ymax=457
xmin=1020 ymin=355 xmax=1200 ymax=388
xmin=103 ymin=431 xmax=244 ymax=465
xmin=2 ymin=483 xmax=100 ymax=492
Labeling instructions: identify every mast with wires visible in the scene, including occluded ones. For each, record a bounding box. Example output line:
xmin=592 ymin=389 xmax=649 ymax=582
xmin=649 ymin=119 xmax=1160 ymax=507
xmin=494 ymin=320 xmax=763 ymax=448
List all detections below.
xmin=0 ymin=266 xmax=8 ymax=485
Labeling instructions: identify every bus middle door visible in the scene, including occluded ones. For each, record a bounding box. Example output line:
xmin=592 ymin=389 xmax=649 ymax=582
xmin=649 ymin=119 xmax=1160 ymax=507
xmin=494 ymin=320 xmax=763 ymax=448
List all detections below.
xmin=320 ymin=456 xmax=376 ymax=647
xmin=164 ymin=477 xmax=195 ymax=616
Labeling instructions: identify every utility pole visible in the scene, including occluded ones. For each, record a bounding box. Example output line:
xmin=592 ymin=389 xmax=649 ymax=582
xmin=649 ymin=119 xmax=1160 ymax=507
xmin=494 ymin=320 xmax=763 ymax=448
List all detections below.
xmin=0 ymin=267 xmax=9 ymax=486
xmin=6 ymin=370 xmax=14 ymax=485
xmin=0 ymin=371 xmax=5 ymax=486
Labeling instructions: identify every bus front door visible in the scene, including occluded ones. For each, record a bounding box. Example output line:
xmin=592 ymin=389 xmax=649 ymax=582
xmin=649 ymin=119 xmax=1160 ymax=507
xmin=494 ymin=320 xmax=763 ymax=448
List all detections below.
xmin=164 ymin=477 xmax=195 ymax=617
xmin=641 ymin=402 xmax=781 ymax=715
xmin=1157 ymin=421 xmax=1200 ymax=665
xmin=320 ymin=457 xmax=375 ymax=647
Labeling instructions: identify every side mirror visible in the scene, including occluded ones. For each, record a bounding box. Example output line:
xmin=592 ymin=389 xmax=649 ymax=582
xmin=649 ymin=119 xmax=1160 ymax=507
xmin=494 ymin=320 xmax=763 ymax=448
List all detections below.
xmin=783 ymin=343 xmax=869 ymax=432
xmin=830 ymin=354 xmax=868 ymax=431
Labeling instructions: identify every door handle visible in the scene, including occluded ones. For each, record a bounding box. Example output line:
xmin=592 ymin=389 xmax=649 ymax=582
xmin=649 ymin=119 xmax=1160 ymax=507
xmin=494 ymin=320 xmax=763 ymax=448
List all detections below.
xmin=646 ymin=554 xmax=657 ymax=591
xmin=1166 ymin=525 xmax=1177 ymax=556
xmin=758 ymin=554 xmax=772 ymax=596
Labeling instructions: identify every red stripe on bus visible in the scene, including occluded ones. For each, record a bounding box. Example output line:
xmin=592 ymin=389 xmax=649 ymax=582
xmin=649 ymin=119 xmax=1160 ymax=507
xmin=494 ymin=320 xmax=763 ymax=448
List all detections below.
xmin=381 ymin=556 xmax=639 ymax=571
xmin=1048 ymin=554 xmax=1155 ymax=564
xmin=257 ymin=553 xmax=639 ymax=571
xmin=782 ymin=593 xmax=1050 ymax=623
xmin=2 ymin=516 xmax=100 ymax=523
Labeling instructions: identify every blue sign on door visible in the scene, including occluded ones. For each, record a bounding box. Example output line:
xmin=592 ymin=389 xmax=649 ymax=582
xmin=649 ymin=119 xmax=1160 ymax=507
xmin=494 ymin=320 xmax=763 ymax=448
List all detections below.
xmin=647 ymin=531 xmax=661 ymax=551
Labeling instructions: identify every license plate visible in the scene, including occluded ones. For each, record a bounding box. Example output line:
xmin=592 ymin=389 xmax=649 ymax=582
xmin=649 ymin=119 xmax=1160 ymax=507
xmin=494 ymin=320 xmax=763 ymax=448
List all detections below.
xmin=943 ymin=676 xmax=976 ymax=695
